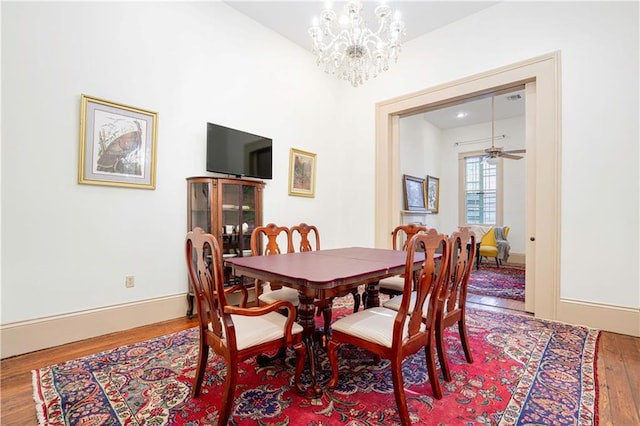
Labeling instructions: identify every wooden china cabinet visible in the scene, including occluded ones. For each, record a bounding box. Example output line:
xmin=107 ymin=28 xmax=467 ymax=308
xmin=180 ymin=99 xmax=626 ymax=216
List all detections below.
xmin=186 ymin=176 xmax=264 ymax=317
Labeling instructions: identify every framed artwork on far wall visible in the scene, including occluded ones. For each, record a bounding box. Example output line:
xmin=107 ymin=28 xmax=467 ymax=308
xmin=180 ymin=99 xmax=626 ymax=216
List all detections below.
xmin=426 ymin=175 xmax=440 ymax=213
xmin=78 ymin=94 xmax=158 ymax=189
xmin=403 ymin=174 xmax=426 ymax=211
xmin=288 ymin=148 xmax=316 ymax=197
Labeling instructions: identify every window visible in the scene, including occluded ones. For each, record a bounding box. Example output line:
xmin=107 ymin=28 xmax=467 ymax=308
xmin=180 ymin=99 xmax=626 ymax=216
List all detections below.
xmin=461 ymin=155 xmax=501 ymax=225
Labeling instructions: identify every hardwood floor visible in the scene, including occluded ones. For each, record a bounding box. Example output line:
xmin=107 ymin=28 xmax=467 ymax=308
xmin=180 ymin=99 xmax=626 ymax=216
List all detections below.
xmin=467 ymin=293 xmax=526 ymax=313
xmin=2 ymin=301 xmax=638 ymax=425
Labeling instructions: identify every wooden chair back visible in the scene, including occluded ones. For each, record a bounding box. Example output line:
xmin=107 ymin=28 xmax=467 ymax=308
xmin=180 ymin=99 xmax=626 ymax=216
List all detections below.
xmin=250 ymin=223 xmax=293 ymax=256
xmin=290 ymin=223 xmax=320 ymax=252
xmin=378 ymin=223 xmax=428 ymax=297
xmin=186 ymin=227 xmax=238 ymax=346
xmin=392 ymin=223 xmax=428 ymax=251
xmin=395 ymin=229 xmax=450 ymax=341
xmin=441 ymin=228 xmax=476 ymax=316
xmin=250 ymin=223 xmax=293 ymax=295
xmin=435 ymin=227 xmax=476 ymax=382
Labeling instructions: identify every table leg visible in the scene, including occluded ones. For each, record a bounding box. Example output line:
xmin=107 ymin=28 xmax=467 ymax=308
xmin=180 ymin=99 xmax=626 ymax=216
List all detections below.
xmin=364 ymin=282 xmax=380 ymax=309
xmin=297 ymin=293 xmax=322 ymax=396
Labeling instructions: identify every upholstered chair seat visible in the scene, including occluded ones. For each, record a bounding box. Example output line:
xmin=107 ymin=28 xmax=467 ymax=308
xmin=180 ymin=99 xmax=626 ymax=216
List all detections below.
xmin=331 ymin=307 xmax=426 ymax=347
xmin=259 ymin=286 xmax=300 ymax=306
xmin=209 ymin=312 xmax=303 ymax=350
xmin=377 ymin=276 xmax=404 ymax=293
xmin=382 ymin=291 xmax=428 ymax=313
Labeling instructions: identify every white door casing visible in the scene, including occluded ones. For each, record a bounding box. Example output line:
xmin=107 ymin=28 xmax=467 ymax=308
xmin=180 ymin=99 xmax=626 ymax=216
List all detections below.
xmin=375 ymin=52 xmax=561 ymax=321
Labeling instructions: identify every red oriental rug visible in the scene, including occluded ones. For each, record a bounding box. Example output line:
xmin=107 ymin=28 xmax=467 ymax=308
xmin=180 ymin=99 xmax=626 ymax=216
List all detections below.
xmin=468 ymin=265 xmax=526 ymax=302
xmin=32 ymin=301 xmax=598 ymax=425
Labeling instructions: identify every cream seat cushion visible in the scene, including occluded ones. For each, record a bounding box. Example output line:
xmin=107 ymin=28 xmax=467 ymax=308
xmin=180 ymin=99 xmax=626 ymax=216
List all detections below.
xmin=378 ymin=276 xmax=405 ymax=292
xmin=258 ymin=286 xmax=300 ymax=306
xmin=210 ymin=311 xmax=303 ymax=351
xmin=331 ymin=307 xmax=425 ymax=348
xmin=382 ymin=292 xmax=431 ymax=316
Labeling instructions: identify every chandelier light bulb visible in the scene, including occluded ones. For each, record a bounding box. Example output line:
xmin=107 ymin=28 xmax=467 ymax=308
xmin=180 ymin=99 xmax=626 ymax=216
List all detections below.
xmin=308 ymin=0 xmax=406 ymax=87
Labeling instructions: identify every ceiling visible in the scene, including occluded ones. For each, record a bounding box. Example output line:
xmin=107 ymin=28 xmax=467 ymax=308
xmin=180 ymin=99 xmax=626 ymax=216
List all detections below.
xmin=224 ymin=1 xmax=499 ymax=53
xmin=422 ymin=90 xmax=525 ymax=129
xmin=224 ymin=1 xmax=523 ymax=129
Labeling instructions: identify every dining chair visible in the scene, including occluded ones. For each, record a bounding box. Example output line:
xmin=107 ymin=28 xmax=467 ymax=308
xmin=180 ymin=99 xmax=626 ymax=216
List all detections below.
xmin=186 ymin=227 xmax=306 ymax=426
xmin=374 ymin=223 xmax=428 ymax=301
xmin=327 ymin=229 xmax=450 ymax=425
xmin=251 ymin=223 xmax=304 ymax=363
xmin=434 ymin=228 xmax=476 ymax=382
xmin=383 ymin=229 xmax=476 ymax=383
xmin=290 ymin=223 xmax=361 ymax=340
xmin=251 ymin=223 xmax=299 ymax=306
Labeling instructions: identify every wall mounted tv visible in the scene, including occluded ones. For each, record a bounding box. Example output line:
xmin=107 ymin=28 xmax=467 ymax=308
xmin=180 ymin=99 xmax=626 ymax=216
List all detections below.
xmin=206 ymin=122 xmax=272 ymax=179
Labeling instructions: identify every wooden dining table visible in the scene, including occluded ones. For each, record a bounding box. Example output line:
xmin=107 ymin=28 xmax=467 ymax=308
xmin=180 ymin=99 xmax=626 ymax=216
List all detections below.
xmin=225 ymin=246 xmax=425 ymax=395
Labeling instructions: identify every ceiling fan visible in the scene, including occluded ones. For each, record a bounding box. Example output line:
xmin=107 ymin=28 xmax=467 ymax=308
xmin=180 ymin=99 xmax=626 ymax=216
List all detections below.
xmin=484 ymin=95 xmax=526 ymax=162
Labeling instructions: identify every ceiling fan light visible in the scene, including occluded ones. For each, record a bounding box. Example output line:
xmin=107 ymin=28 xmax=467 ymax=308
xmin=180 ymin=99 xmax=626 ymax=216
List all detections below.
xmin=485 ymin=156 xmax=500 ymax=166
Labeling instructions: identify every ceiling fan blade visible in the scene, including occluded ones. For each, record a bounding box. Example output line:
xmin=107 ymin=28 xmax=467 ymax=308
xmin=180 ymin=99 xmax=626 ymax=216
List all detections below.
xmin=502 ymin=149 xmax=526 ymax=154
xmin=501 ymin=154 xmax=523 ymax=160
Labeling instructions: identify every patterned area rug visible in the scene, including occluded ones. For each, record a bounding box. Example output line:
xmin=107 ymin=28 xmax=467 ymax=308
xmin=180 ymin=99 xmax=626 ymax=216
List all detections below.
xmin=33 ymin=300 xmax=598 ymax=425
xmin=468 ymin=265 xmax=526 ymax=302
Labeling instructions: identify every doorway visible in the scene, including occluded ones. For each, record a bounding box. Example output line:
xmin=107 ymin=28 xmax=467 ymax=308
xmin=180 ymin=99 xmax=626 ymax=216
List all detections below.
xmin=374 ymin=53 xmax=561 ymax=321
xmin=400 ymin=88 xmax=527 ymax=312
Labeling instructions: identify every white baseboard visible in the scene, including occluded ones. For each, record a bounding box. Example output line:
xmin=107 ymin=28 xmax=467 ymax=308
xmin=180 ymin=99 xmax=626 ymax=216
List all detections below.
xmin=0 ymin=294 xmax=190 ymax=359
xmin=557 ymin=298 xmax=640 ymax=337
xmin=3 ymin=291 xmax=635 ymax=359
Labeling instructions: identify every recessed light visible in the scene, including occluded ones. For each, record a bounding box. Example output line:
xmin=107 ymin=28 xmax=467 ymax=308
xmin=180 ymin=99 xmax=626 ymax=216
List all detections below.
xmin=456 ymin=112 xmax=467 ymax=119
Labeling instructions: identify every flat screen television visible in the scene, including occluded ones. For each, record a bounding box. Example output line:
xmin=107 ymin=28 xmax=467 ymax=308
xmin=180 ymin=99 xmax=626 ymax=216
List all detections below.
xmin=206 ymin=122 xmax=272 ymax=179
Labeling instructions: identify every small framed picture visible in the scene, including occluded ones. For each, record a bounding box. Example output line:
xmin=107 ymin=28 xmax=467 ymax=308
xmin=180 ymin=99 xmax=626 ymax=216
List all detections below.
xmin=403 ymin=174 xmax=426 ymax=211
xmin=426 ymin=175 xmax=440 ymax=213
xmin=288 ymin=148 xmax=316 ymax=198
xmin=78 ymin=94 xmax=158 ymax=189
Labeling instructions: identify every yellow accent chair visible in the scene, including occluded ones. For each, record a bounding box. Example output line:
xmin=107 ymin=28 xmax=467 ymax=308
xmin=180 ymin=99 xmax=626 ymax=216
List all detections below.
xmin=478 ymin=226 xmax=510 ymax=268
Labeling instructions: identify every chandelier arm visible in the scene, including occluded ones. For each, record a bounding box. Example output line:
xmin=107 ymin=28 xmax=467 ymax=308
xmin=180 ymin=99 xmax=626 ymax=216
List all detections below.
xmin=308 ymin=1 xmax=405 ymax=87
xmin=373 ymin=21 xmax=388 ymax=38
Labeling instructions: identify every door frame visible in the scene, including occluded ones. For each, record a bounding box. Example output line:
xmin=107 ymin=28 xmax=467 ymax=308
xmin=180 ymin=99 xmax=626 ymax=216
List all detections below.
xmin=374 ymin=52 xmax=561 ymax=320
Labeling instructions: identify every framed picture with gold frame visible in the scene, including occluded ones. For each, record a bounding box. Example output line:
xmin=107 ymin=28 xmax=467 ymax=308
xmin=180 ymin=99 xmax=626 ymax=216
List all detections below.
xmin=288 ymin=148 xmax=316 ymax=198
xmin=78 ymin=94 xmax=158 ymax=189
xmin=426 ymin=175 xmax=440 ymax=213
xmin=403 ymin=174 xmax=426 ymax=211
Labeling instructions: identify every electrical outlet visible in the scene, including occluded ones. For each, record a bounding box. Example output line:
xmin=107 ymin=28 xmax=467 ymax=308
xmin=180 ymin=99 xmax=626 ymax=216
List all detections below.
xmin=125 ymin=276 xmax=135 ymax=288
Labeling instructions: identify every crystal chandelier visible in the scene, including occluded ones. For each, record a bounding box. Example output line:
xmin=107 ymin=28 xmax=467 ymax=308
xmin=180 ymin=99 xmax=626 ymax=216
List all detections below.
xmin=308 ymin=1 xmax=406 ymax=87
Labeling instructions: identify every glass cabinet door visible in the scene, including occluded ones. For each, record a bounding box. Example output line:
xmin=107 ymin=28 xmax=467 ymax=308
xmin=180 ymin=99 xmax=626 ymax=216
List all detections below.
xmin=221 ymin=184 xmax=241 ymax=256
xmin=190 ymin=182 xmax=211 ymax=233
xmin=239 ymin=185 xmax=257 ymax=255
xmin=186 ymin=177 xmax=264 ymax=316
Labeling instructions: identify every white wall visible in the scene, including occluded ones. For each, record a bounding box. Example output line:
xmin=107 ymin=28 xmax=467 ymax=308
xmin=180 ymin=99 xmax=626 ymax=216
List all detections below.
xmin=1 ymin=1 xmax=638 ymax=337
xmin=398 ymin=115 xmax=442 ymax=229
xmin=346 ymin=1 xmax=639 ymax=310
xmin=0 ymin=1 xmax=347 ymax=325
